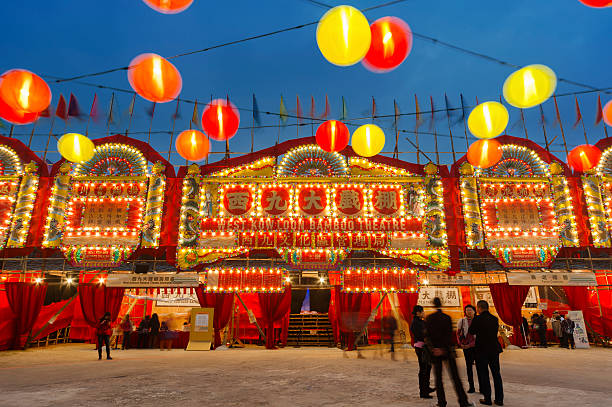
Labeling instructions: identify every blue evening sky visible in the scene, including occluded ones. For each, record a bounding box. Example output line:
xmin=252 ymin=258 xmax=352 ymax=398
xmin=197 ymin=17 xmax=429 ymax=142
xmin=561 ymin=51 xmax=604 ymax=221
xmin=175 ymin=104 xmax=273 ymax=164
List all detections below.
xmin=0 ymin=0 xmax=610 ymax=167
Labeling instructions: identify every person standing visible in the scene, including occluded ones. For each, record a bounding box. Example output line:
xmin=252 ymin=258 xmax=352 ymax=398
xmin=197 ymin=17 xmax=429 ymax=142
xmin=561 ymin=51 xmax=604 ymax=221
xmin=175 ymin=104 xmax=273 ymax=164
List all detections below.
xmin=149 ymin=313 xmax=160 ymax=349
xmin=457 ymin=304 xmax=479 ymax=393
xmin=120 ymin=314 xmax=133 ymax=350
xmin=383 ymin=314 xmax=398 ymax=359
xmin=410 ymin=305 xmax=435 ymax=399
xmin=468 ymin=300 xmax=503 ymax=406
xmin=536 ymin=314 xmax=548 ymax=348
xmin=551 ymin=311 xmax=564 ymax=347
xmin=137 ymin=315 xmax=151 ymax=349
xmin=561 ymin=314 xmax=575 ymax=349
xmin=425 ymin=297 xmax=473 ymax=407
xmin=96 ymin=312 xmax=113 ymax=360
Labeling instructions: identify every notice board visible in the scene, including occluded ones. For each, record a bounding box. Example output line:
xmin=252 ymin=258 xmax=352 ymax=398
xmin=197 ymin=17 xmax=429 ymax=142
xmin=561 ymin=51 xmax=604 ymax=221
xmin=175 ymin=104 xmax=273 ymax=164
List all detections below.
xmin=186 ymin=307 xmax=214 ymax=351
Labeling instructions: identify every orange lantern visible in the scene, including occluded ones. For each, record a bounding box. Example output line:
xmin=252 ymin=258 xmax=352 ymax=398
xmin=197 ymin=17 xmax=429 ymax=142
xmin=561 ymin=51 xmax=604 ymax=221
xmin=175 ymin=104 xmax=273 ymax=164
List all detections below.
xmin=466 ymin=139 xmax=503 ymax=169
xmin=604 ymin=100 xmax=612 ymax=127
xmin=0 ymin=95 xmax=38 ymax=125
xmin=0 ymin=69 xmax=51 ymax=114
xmin=578 ymin=0 xmax=612 ymax=7
xmin=127 ymin=53 xmax=182 ymax=103
xmin=176 ymin=129 xmax=210 ymax=161
xmin=201 ymin=99 xmax=240 ymax=141
xmin=567 ymin=144 xmax=601 ymax=172
xmin=316 ymin=120 xmax=349 ymax=152
xmin=362 ymin=17 xmax=412 ymax=73
xmin=142 ymin=0 xmax=194 ymax=14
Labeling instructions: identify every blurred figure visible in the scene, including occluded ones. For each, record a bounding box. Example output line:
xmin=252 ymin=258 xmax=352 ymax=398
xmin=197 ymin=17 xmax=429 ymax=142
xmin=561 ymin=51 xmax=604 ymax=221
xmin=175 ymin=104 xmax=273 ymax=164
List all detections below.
xmin=120 ymin=314 xmax=134 ymax=350
xmin=469 ymin=300 xmax=503 ymax=406
xmin=149 ymin=313 xmax=160 ymax=348
xmin=96 ymin=312 xmax=112 ymax=360
xmin=561 ymin=314 xmax=575 ymax=349
xmin=457 ymin=304 xmax=478 ymax=393
xmin=137 ymin=315 xmax=151 ymax=348
xmin=182 ymin=321 xmax=191 ymax=332
xmin=551 ymin=311 xmax=564 ymax=347
xmin=425 ymin=297 xmax=473 ymax=407
xmin=159 ymin=321 xmax=173 ymax=351
xmin=410 ymin=305 xmax=435 ymax=399
xmin=382 ymin=313 xmax=398 ymax=360
xmin=536 ymin=314 xmax=548 ymax=348
xmin=521 ymin=316 xmax=530 ymax=347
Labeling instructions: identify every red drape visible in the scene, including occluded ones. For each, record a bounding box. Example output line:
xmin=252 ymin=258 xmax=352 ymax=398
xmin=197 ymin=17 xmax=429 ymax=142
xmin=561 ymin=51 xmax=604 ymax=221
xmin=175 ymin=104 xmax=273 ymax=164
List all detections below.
xmin=489 ymin=283 xmax=530 ymax=347
xmin=195 ymin=286 xmax=235 ymax=348
xmin=563 ymin=286 xmax=610 ymax=337
xmin=328 ymin=287 xmax=340 ymax=345
xmin=78 ymin=283 xmax=125 ymax=329
xmin=334 ymin=286 xmax=372 ymax=351
xmin=30 ymin=298 xmax=76 ymax=341
xmin=5 ymin=282 xmax=47 ymax=349
xmin=258 ymin=286 xmax=292 ymax=349
xmin=0 ymin=289 xmax=16 ymax=350
xmin=396 ymin=292 xmax=419 ymax=344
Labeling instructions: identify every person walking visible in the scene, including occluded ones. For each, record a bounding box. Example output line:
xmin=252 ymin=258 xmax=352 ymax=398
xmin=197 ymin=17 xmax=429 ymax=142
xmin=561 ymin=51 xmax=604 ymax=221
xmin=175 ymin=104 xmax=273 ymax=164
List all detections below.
xmin=561 ymin=314 xmax=575 ymax=349
xmin=383 ymin=313 xmax=398 ymax=360
xmin=137 ymin=315 xmax=151 ymax=349
xmin=120 ymin=314 xmax=134 ymax=350
xmin=457 ymin=304 xmax=479 ymax=393
xmin=468 ymin=300 xmax=503 ymax=406
xmin=410 ymin=305 xmax=435 ymax=399
xmin=551 ymin=311 xmax=564 ymax=347
xmin=425 ymin=297 xmax=473 ymax=407
xmin=96 ymin=312 xmax=113 ymax=360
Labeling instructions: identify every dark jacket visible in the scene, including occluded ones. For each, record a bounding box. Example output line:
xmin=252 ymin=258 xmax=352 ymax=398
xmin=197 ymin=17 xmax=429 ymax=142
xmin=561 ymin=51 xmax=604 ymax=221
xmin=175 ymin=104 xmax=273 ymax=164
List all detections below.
xmin=410 ymin=317 xmax=426 ymax=343
xmin=425 ymin=309 xmax=453 ymax=349
xmin=468 ymin=310 xmax=502 ymax=354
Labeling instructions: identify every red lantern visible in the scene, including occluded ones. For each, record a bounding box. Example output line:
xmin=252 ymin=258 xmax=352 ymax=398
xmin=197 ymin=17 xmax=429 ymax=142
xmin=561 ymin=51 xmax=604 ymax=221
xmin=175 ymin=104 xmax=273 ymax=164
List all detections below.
xmin=316 ymin=120 xmax=349 ymax=152
xmin=142 ymin=0 xmax=193 ymax=14
xmin=362 ymin=17 xmax=412 ymax=73
xmin=0 ymin=95 xmax=38 ymax=125
xmin=604 ymin=100 xmax=612 ymax=127
xmin=176 ymin=129 xmax=210 ymax=161
xmin=0 ymin=69 xmax=51 ymax=114
xmin=127 ymin=54 xmax=182 ymax=103
xmin=578 ymin=0 xmax=611 ymax=7
xmin=201 ymin=99 xmax=240 ymax=141
xmin=466 ymin=139 xmax=503 ymax=169
xmin=567 ymin=144 xmax=602 ymax=172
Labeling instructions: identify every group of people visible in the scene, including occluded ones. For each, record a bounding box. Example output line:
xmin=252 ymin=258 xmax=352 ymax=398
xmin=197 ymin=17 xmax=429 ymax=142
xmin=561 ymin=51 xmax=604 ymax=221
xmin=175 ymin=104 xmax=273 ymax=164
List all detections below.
xmin=411 ymin=298 xmax=504 ymax=407
xmin=95 ymin=312 xmax=178 ymax=360
xmin=530 ymin=311 xmax=575 ymax=348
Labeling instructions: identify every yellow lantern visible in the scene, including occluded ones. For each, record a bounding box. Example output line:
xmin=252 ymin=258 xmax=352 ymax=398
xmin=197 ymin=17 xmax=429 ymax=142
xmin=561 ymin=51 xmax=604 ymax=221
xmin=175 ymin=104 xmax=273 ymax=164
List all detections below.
xmin=503 ymin=64 xmax=557 ymax=108
xmin=316 ymin=5 xmax=371 ymax=66
xmin=467 ymin=101 xmax=509 ymax=139
xmin=351 ymin=124 xmax=385 ymax=157
xmin=57 ymin=133 xmax=95 ymax=163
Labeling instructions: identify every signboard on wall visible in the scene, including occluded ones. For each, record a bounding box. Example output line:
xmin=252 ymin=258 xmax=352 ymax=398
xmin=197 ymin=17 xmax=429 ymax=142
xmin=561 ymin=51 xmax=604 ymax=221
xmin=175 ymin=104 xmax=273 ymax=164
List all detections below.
xmin=506 ymin=272 xmax=597 ymax=286
xmin=567 ymin=310 xmax=590 ymax=349
xmin=186 ymin=307 xmax=214 ymax=351
xmin=155 ymin=292 xmax=200 ymax=307
xmin=418 ymin=286 xmax=460 ymax=307
xmin=106 ymin=273 xmax=200 ymax=288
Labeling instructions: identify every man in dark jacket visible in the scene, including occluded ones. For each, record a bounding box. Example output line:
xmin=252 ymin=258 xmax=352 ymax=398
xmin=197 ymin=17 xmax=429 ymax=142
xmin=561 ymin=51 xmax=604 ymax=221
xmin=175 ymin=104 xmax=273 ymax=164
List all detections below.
xmin=425 ymin=297 xmax=473 ymax=407
xmin=468 ymin=300 xmax=503 ymax=406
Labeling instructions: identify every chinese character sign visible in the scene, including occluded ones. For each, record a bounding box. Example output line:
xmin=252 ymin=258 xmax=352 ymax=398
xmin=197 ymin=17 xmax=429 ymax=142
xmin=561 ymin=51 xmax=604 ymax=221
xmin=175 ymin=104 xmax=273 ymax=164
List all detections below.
xmin=260 ymin=187 xmax=290 ymax=216
xmin=297 ymin=186 xmax=328 ymax=216
xmin=334 ymin=187 xmax=364 ymax=216
xmin=222 ymin=187 xmax=254 ymax=216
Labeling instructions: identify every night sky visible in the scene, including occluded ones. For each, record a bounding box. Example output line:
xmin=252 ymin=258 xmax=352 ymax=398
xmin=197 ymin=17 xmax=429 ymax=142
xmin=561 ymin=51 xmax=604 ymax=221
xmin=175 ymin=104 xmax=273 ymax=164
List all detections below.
xmin=1 ymin=0 xmax=610 ymax=166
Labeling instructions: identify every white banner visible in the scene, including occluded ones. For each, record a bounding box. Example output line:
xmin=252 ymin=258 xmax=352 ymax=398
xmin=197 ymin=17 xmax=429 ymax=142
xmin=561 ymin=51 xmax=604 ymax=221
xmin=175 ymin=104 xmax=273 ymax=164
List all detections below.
xmin=106 ymin=273 xmax=200 ymax=287
xmin=506 ymin=272 xmax=597 ymax=286
xmin=423 ymin=272 xmax=472 ymax=286
xmin=567 ymin=310 xmax=590 ymax=349
xmin=155 ymin=292 xmax=200 ymax=307
xmin=418 ymin=286 xmax=460 ymax=307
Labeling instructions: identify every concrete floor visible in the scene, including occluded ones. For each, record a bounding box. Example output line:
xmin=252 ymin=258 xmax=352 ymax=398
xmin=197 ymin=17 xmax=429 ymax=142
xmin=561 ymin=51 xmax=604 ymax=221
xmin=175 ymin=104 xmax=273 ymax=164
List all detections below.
xmin=0 ymin=344 xmax=610 ymax=407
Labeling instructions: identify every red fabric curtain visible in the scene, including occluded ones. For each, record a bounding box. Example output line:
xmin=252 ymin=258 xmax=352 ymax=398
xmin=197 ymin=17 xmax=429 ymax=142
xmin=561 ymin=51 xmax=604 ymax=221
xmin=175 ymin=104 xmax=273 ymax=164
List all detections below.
xmin=489 ymin=283 xmax=530 ymax=347
xmin=563 ymin=286 xmax=609 ymax=337
xmin=397 ymin=292 xmax=419 ymax=344
xmin=30 ymin=298 xmax=76 ymax=341
xmin=195 ymin=286 xmax=235 ymax=348
xmin=5 ymin=282 xmax=47 ymax=349
xmin=78 ymin=283 xmax=125 ymax=329
xmin=328 ymin=287 xmax=340 ymax=345
xmin=334 ymin=286 xmax=372 ymax=350
xmin=257 ymin=286 xmax=292 ymax=349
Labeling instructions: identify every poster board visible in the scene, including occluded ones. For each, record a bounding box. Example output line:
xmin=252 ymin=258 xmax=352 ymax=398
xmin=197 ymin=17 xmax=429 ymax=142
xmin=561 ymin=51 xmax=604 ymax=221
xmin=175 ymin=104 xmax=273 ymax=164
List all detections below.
xmin=566 ymin=310 xmax=590 ymax=349
xmin=186 ymin=307 xmax=214 ymax=351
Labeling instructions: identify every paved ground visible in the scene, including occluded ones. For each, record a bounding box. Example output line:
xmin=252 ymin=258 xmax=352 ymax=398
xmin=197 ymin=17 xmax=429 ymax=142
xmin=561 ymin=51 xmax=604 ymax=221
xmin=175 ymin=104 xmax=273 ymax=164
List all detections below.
xmin=0 ymin=344 xmax=610 ymax=407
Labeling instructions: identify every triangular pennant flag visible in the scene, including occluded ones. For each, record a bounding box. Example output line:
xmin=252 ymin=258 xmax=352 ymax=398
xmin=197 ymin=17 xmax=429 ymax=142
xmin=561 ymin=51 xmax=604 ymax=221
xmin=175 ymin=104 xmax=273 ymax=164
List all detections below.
xmin=539 ymin=104 xmax=547 ymax=126
xmin=429 ymin=96 xmax=435 ymax=131
xmin=573 ymin=96 xmax=582 ymax=128
xmin=296 ymin=95 xmax=303 ymax=124
xmin=127 ymin=93 xmax=136 ymax=118
xmin=553 ymin=95 xmax=562 ymax=129
xmin=320 ymin=95 xmax=330 ymax=120
xmin=89 ymin=94 xmax=101 ymax=123
xmin=171 ymin=100 xmax=181 ymax=121
xmin=68 ymin=93 xmax=83 ymax=119
xmin=340 ymin=97 xmax=348 ymax=121
xmin=56 ymin=94 xmax=68 ymax=121
xmin=394 ymin=100 xmax=400 ymax=121
xmin=279 ymin=95 xmax=288 ymax=125
xmin=595 ymin=94 xmax=604 ymax=126
xmin=371 ymin=97 xmax=377 ymax=119
xmin=39 ymin=106 xmax=51 ymax=118
xmin=310 ymin=96 xmax=316 ymax=119
xmin=415 ymin=94 xmax=423 ymax=129
xmin=107 ymin=93 xmax=117 ymax=126
xmin=191 ymin=100 xmax=199 ymax=125
xmin=253 ymin=94 xmax=261 ymax=126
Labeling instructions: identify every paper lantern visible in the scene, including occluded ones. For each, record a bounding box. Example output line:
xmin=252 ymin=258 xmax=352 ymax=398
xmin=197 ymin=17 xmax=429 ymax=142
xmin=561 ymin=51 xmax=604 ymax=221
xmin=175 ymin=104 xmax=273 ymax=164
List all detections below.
xmin=127 ymin=53 xmax=182 ymax=103
xmin=316 ymin=120 xmax=349 ymax=152
xmin=604 ymin=100 xmax=612 ymax=127
xmin=0 ymin=95 xmax=38 ymax=125
xmin=578 ymin=0 xmax=612 ymax=7
xmin=0 ymin=69 xmax=51 ymax=114
xmin=362 ymin=17 xmax=412 ymax=73
xmin=201 ymin=99 xmax=240 ymax=141
xmin=467 ymin=101 xmax=509 ymax=139
xmin=176 ymin=129 xmax=210 ymax=161
xmin=57 ymin=133 xmax=95 ymax=163
xmin=467 ymin=139 xmax=503 ymax=169
xmin=142 ymin=0 xmax=193 ymax=14
xmin=567 ymin=144 xmax=601 ymax=172
xmin=503 ymin=64 xmax=557 ymax=109
xmin=351 ymin=124 xmax=385 ymax=157
xmin=316 ymin=5 xmax=371 ymax=66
